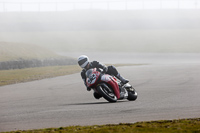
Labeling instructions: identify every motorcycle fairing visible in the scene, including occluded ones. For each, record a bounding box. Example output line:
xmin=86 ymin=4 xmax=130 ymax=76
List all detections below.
xmin=101 ymin=74 xmax=120 ymax=99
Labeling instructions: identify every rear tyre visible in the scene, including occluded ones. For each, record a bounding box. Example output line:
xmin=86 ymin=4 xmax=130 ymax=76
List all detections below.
xmin=97 ymin=84 xmax=117 ymax=103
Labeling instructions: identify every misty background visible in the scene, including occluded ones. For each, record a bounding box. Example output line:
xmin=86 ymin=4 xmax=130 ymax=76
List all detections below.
xmin=0 ymin=0 xmax=200 ymax=53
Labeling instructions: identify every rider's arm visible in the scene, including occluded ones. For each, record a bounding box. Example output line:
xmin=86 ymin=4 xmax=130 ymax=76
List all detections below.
xmin=81 ymin=70 xmax=91 ymax=91
xmin=81 ymin=70 xmax=87 ymax=86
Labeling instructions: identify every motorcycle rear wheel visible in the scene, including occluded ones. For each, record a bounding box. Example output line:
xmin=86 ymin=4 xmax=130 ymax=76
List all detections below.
xmin=97 ymin=84 xmax=117 ymax=103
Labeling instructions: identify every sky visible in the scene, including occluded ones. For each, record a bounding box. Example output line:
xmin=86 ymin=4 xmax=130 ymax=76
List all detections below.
xmin=0 ymin=0 xmax=200 ymax=12
xmin=0 ymin=0 xmax=200 ymax=53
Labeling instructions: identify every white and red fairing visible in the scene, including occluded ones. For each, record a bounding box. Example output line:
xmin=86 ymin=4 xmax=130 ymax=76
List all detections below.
xmin=86 ymin=68 xmax=120 ymax=99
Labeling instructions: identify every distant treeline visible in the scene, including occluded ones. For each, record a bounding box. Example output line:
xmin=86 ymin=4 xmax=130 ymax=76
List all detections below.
xmin=0 ymin=58 xmax=77 ymax=70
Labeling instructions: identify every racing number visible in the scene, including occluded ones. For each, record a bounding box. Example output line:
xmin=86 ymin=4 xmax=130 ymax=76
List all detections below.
xmin=88 ymin=74 xmax=96 ymax=84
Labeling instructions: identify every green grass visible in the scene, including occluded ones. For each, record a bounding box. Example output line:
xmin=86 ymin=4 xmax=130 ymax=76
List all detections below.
xmin=2 ymin=118 xmax=200 ymax=133
xmin=0 ymin=64 xmax=138 ymax=86
xmin=0 ymin=65 xmax=81 ymax=86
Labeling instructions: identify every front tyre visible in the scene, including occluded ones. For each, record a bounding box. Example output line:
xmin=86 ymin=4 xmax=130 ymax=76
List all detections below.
xmin=97 ymin=84 xmax=117 ymax=103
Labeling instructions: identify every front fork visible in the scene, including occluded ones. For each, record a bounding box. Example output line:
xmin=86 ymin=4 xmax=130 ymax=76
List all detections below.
xmin=118 ymin=83 xmax=128 ymax=99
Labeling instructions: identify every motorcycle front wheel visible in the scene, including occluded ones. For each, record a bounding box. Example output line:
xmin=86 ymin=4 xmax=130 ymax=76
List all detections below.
xmin=97 ymin=84 xmax=117 ymax=103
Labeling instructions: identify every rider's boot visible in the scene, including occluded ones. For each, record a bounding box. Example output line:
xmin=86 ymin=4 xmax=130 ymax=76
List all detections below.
xmin=116 ymin=73 xmax=129 ymax=84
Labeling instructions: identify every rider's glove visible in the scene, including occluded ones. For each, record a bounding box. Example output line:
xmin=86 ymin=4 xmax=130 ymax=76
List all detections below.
xmin=102 ymin=67 xmax=108 ymax=73
xmin=87 ymin=86 xmax=91 ymax=91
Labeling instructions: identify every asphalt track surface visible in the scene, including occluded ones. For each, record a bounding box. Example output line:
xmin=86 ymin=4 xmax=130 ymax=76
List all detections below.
xmin=1 ymin=56 xmax=200 ymax=131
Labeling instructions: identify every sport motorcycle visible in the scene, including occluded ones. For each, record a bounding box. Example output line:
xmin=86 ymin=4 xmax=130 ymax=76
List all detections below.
xmin=86 ymin=68 xmax=138 ymax=102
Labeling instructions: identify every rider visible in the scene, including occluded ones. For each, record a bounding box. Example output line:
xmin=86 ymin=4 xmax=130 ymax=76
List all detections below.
xmin=78 ymin=55 xmax=129 ymax=99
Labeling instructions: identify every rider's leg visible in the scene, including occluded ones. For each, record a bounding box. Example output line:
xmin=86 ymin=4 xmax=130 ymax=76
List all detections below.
xmin=107 ymin=65 xmax=129 ymax=84
xmin=116 ymin=73 xmax=129 ymax=84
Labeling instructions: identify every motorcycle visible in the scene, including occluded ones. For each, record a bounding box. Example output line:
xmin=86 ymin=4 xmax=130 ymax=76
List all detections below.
xmin=86 ymin=68 xmax=138 ymax=102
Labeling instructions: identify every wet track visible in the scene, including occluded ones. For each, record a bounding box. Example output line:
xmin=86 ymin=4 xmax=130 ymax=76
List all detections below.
xmin=1 ymin=53 xmax=200 ymax=132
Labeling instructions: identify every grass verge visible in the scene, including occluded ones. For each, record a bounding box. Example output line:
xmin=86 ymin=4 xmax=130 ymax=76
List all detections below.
xmin=0 ymin=64 xmax=139 ymax=86
xmin=2 ymin=118 xmax=200 ymax=133
xmin=0 ymin=65 xmax=81 ymax=86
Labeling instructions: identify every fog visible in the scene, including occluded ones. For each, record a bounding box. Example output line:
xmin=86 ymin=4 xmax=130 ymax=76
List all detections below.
xmin=0 ymin=1 xmax=200 ymax=53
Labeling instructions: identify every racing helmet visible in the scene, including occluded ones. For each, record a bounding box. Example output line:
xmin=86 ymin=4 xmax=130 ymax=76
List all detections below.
xmin=78 ymin=55 xmax=89 ymax=68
